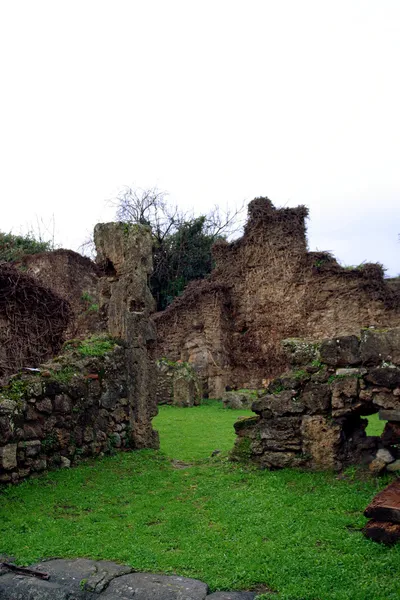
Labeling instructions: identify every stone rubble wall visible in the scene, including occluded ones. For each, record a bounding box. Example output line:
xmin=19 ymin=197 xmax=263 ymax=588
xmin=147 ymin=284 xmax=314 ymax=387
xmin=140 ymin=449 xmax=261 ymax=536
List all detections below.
xmin=232 ymin=327 xmax=400 ymax=472
xmin=0 ymin=222 xmax=160 ymax=484
xmin=156 ymin=359 xmax=202 ymax=407
xmin=0 ymin=344 xmax=147 ymax=484
xmin=154 ymin=198 xmax=400 ymax=394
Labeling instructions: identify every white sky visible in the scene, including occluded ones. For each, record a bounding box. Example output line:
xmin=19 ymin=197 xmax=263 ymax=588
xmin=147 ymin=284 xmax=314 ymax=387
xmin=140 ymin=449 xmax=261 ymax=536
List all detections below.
xmin=0 ymin=0 xmax=399 ymax=274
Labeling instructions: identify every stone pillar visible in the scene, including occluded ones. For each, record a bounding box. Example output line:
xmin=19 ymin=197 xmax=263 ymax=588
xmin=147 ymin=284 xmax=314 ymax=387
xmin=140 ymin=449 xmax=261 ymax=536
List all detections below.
xmin=94 ymin=223 xmax=159 ymax=449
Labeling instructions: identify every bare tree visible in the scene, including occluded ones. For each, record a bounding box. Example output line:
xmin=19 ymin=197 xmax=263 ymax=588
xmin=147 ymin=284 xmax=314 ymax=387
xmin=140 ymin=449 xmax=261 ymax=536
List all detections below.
xmin=111 ymin=185 xmax=246 ymax=242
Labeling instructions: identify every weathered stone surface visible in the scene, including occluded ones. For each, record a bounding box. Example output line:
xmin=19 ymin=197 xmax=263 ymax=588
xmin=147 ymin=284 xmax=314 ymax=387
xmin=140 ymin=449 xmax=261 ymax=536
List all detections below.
xmin=368 ymin=458 xmax=387 ymax=475
xmin=319 ymin=335 xmax=360 ymax=367
xmin=0 ymin=444 xmax=17 ymax=470
xmin=0 ymin=559 xmax=260 ymax=600
xmin=301 ymin=415 xmax=341 ymax=470
xmin=234 ymin=416 xmax=260 ymax=433
xmin=381 ymin=421 xmax=400 ymax=444
xmin=360 ymin=327 xmax=400 ymax=366
xmin=252 ymin=391 xmax=303 ymax=418
xmin=281 ymin=338 xmax=319 ymax=366
xmin=363 ymin=520 xmax=400 ymax=545
xmin=364 ymin=479 xmax=400 ymax=523
xmin=258 ymin=450 xmax=301 ymax=469
xmin=365 ymin=366 xmax=400 ymax=388
xmin=376 ymin=448 xmax=395 ymax=464
xmin=258 ymin=417 xmax=302 ymax=451
xmin=222 ymin=391 xmax=257 ymax=410
xmin=53 ymin=395 xmax=72 ymax=414
xmin=102 ymin=572 xmax=208 ymax=599
xmin=36 ymin=398 xmax=53 ymax=414
xmin=0 ymin=399 xmax=17 ymax=415
xmin=387 ymin=460 xmax=400 ymax=472
xmin=331 ymin=376 xmax=361 ymax=417
xmin=372 ymin=392 xmax=400 ymax=410
xmin=302 ymin=383 xmax=331 ymax=415
xmin=24 ymin=440 xmax=41 ymax=458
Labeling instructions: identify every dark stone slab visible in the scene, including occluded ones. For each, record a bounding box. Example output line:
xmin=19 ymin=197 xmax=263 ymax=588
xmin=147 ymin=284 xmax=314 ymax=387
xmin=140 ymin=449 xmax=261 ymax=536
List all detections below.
xmin=363 ymin=520 xmax=400 ymax=545
xmin=360 ymin=328 xmax=400 ymax=366
xmin=364 ymin=479 xmax=400 ymax=523
xmin=102 ymin=572 xmax=208 ymax=599
xmin=319 ymin=335 xmax=360 ymax=367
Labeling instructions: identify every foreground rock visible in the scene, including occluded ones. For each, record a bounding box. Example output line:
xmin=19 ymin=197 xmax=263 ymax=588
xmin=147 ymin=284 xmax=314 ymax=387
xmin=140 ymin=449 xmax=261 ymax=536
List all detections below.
xmin=363 ymin=479 xmax=400 ymax=545
xmin=0 ymin=558 xmax=259 ymax=599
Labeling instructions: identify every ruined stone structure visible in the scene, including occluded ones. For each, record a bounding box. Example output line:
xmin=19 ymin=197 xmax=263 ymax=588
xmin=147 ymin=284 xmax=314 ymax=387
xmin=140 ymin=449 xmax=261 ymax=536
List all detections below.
xmin=232 ymin=327 xmax=400 ymax=471
xmin=0 ymin=223 xmax=159 ymax=484
xmin=154 ymin=198 xmax=400 ymax=397
xmin=0 ymin=264 xmax=71 ymax=381
xmin=21 ymin=249 xmax=102 ymax=339
xmin=156 ymin=359 xmax=202 ymax=407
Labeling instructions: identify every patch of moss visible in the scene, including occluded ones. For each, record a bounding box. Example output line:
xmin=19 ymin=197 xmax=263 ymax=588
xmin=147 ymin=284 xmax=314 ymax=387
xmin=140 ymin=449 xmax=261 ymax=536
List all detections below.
xmin=64 ymin=335 xmax=117 ymax=358
xmin=1 ymin=378 xmax=28 ymax=403
xmin=230 ymin=436 xmax=252 ymax=462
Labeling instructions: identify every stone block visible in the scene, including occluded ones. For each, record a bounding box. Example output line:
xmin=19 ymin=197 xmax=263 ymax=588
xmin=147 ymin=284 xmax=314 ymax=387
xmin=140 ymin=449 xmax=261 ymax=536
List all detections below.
xmin=53 ymin=394 xmax=71 ymax=414
xmin=36 ymin=398 xmax=53 ymax=414
xmin=302 ymin=382 xmax=331 ymax=414
xmin=252 ymin=391 xmax=303 ymax=418
xmin=281 ymin=338 xmax=319 ymax=366
xmin=319 ymin=335 xmax=360 ymax=367
xmin=0 ymin=444 xmax=17 ymax=470
xmin=372 ymin=392 xmax=400 ymax=410
xmin=376 ymin=448 xmax=395 ymax=464
xmin=0 ymin=398 xmax=17 ymax=415
xmin=24 ymin=440 xmax=41 ymax=458
xmin=222 ymin=391 xmax=256 ymax=410
xmin=360 ymin=327 xmax=400 ymax=366
xmin=301 ymin=415 xmax=341 ymax=470
xmin=259 ymin=417 xmax=302 ymax=451
xmin=365 ymin=366 xmax=400 ymax=388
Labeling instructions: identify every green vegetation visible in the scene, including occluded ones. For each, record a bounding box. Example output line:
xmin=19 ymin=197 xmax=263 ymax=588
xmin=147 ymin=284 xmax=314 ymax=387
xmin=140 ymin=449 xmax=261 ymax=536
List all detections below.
xmin=366 ymin=413 xmax=386 ymax=437
xmin=81 ymin=292 xmax=99 ymax=313
xmin=0 ymin=401 xmax=399 ymax=599
xmin=0 ymin=378 xmax=27 ymax=403
xmin=64 ymin=335 xmax=117 ymax=358
xmin=0 ymin=231 xmax=51 ymax=262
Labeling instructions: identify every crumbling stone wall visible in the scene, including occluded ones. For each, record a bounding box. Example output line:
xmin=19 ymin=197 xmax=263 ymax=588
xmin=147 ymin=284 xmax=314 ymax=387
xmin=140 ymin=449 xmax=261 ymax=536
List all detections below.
xmin=232 ymin=327 xmax=400 ymax=472
xmin=154 ymin=198 xmax=400 ymax=393
xmin=0 ymin=222 xmax=160 ymax=483
xmin=21 ymin=249 xmax=103 ymax=339
xmin=0 ymin=342 xmax=152 ymax=484
xmin=0 ymin=264 xmax=71 ymax=381
xmin=156 ymin=359 xmax=202 ymax=407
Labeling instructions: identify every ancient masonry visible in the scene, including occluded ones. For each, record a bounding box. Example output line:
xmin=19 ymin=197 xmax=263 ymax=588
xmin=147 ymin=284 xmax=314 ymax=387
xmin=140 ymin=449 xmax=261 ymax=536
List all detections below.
xmin=232 ymin=327 xmax=400 ymax=472
xmin=154 ymin=198 xmax=400 ymax=398
xmin=0 ymin=223 xmax=159 ymax=484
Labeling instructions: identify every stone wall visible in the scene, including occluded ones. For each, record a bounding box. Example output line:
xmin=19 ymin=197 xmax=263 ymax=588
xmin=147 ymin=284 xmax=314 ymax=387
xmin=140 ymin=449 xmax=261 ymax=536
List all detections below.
xmin=0 ymin=341 xmax=158 ymax=484
xmin=0 ymin=222 xmax=160 ymax=484
xmin=232 ymin=327 xmax=400 ymax=472
xmin=156 ymin=359 xmax=202 ymax=407
xmin=21 ymin=249 xmax=103 ymax=339
xmin=0 ymin=264 xmax=71 ymax=381
xmin=154 ymin=198 xmax=400 ymax=394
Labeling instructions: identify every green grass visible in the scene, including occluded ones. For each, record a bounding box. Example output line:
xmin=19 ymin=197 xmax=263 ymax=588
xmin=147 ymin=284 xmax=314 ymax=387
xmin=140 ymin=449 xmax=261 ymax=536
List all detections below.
xmin=153 ymin=399 xmax=253 ymax=461
xmin=366 ymin=412 xmax=386 ymax=437
xmin=0 ymin=401 xmax=399 ymax=600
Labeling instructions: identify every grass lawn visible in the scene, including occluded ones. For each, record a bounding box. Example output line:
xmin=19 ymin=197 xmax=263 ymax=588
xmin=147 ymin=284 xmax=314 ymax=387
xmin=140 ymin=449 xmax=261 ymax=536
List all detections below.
xmin=1 ymin=401 xmax=399 ymax=600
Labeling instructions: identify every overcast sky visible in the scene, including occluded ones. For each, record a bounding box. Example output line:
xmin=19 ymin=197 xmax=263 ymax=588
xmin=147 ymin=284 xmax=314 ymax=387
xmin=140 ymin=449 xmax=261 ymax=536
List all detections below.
xmin=0 ymin=1 xmax=399 ymax=275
